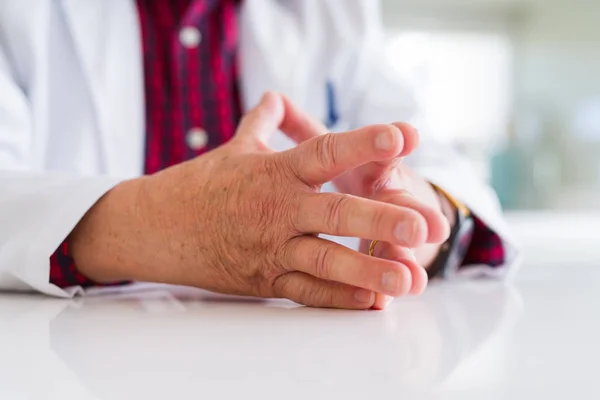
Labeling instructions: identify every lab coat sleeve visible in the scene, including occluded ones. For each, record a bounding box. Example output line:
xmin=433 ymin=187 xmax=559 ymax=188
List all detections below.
xmin=337 ymin=1 xmax=520 ymax=279
xmin=0 ymin=44 xmax=122 ymax=297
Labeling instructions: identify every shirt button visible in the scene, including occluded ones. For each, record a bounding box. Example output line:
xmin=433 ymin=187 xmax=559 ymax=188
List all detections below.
xmin=179 ymin=26 xmax=202 ymax=49
xmin=186 ymin=127 xmax=209 ymax=150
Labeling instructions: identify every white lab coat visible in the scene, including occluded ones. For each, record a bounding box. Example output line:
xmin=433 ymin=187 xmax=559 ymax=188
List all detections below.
xmin=0 ymin=0 xmax=519 ymax=297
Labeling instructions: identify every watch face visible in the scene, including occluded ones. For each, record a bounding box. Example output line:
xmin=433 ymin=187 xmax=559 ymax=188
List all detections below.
xmin=441 ymin=216 xmax=475 ymax=278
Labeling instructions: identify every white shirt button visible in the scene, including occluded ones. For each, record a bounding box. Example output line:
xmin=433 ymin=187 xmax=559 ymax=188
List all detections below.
xmin=179 ymin=26 xmax=202 ymax=49
xmin=186 ymin=127 xmax=208 ymax=150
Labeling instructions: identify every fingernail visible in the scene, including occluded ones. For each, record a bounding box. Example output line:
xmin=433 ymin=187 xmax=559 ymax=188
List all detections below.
xmin=386 ymin=296 xmax=395 ymax=306
xmin=395 ymin=220 xmax=416 ymax=244
xmin=375 ymin=130 xmax=394 ymax=151
xmin=355 ymin=289 xmax=375 ymax=304
xmin=382 ymin=271 xmax=400 ymax=293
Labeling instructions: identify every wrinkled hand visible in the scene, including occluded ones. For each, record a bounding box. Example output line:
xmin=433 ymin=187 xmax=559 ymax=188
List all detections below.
xmin=71 ymin=93 xmax=437 ymax=309
xmin=281 ymin=97 xmax=450 ymax=309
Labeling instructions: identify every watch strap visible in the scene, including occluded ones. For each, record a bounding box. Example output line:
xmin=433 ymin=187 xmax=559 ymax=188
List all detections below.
xmin=427 ymin=184 xmax=474 ymax=279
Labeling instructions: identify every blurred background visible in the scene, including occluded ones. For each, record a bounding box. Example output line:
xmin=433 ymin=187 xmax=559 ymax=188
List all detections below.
xmin=381 ymin=0 xmax=600 ymax=265
xmin=382 ymin=0 xmax=600 ymax=211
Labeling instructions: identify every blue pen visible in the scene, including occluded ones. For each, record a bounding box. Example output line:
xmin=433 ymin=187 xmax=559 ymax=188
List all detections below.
xmin=325 ymin=81 xmax=339 ymax=129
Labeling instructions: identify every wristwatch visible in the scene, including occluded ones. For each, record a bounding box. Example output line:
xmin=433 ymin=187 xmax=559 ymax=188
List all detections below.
xmin=426 ymin=184 xmax=475 ymax=279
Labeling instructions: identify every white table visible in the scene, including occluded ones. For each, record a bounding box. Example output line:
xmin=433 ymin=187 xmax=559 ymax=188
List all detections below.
xmin=1 ymin=263 xmax=597 ymax=400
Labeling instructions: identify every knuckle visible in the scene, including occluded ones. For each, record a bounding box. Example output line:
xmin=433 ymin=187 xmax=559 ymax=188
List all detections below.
xmin=285 ymin=196 xmax=303 ymax=233
xmin=256 ymin=158 xmax=299 ymax=226
xmin=272 ymin=239 xmax=294 ymax=272
xmin=313 ymin=243 xmax=334 ymax=280
xmin=258 ymin=156 xmax=282 ymax=180
xmin=323 ymin=290 xmax=337 ymax=307
xmin=371 ymin=206 xmax=389 ymax=236
xmin=275 ymin=153 xmax=307 ymax=187
xmin=324 ymin=195 xmax=349 ymax=234
xmin=269 ymin=273 xmax=292 ymax=299
xmin=354 ymin=257 xmax=373 ymax=283
xmin=305 ymin=283 xmax=335 ymax=307
xmin=314 ymin=133 xmax=338 ymax=172
xmin=320 ymin=287 xmax=337 ymax=307
xmin=267 ymin=243 xmax=297 ymax=296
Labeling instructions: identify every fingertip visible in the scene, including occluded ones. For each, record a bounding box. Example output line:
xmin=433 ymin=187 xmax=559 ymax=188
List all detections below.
xmin=261 ymin=90 xmax=277 ymax=101
xmin=390 ymin=263 xmax=412 ymax=297
xmin=404 ymin=260 xmax=428 ymax=295
xmin=399 ymin=263 xmax=413 ymax=296
xmin=278 ymin=92 xmax=294 ymax=114
xmin=429 ymin=216 xmax=451 ymax=244
xmin=414 ymin=214 xmax=430 ymax=247
xmin=354 ymin=288 xmax=376 ymax=308
xmin=372 ymin=244 xmax=420 ymax=296
xmin=397 ymin=212 xmax=428 ymax=248
xmin=371 ymin=293 xmax=390 ymax=310
xmin=391 ymin=122 xmax=419 ymax=157
xmin=376 ymin=191 xmax=434 ymax=248
xmin=443 ymin=216 xmax=451 ymax=240
xmin=374 ymin=124 xmax=404 ymax=157
xmin=261 ymin=91 xmax=284 ymax=115
xmin=381 ymin=188 xmax=449 ymax=245
xmin=278 ymin=92 xmax=293 ymax=108
xmin=423 ymin=209 xmax=451 ymax=244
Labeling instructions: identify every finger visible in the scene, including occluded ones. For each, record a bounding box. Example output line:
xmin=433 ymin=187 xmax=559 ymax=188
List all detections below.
xmin=391 ymin=122 xmax=419 ymax=158
xmin=234 ymin=92 xmax=285 ymax=146
xmin=374 ymin=189 xmax=450 ymax=244
xmin=279 ymin=94 xmax=328 ymax=143
xmin=372 ymin=293 xmax=391 ymax=311
xmin=280 ymin=124 xmax=405 ymax=185
xmin=277 ymin=106 xmax=420 ymax=159
xmin=372 ymin=242 xmax=428 ymax=296
xmin=295 ymin=193 xmax=428 ymax=248
xmin=282 ymin=236 xmax=413 ymax=297
xmin=347 ymin=122 xmax=419 ymax=188
xmin=271 ymin=272 xmax=375 ymax=310
xmin=371 ymin=244 xmax=427 ymax=310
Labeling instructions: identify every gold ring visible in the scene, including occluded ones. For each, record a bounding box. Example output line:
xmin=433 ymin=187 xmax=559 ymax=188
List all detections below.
xmin=369 ymin=240 xmax=378 ymax=257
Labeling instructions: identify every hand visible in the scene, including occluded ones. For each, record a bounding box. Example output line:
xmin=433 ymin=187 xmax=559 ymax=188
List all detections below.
xmin=362 ymin=167 xmax=450 ymax=309
xmin=69 ymin=93 xmax=434 ymax=309
xmin=280 ymin=97 xmax=450 ymax=309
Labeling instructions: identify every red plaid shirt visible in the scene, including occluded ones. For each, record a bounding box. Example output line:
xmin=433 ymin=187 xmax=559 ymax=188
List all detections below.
xmin=49 ymin=0 xmax=503 ymax=289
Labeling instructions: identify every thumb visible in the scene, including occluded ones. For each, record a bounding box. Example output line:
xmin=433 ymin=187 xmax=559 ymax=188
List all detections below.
xmin=338 ymin=123 xmax=420 ymax=194
xmin=278 ymin=95 xmax=329 ymax=143
xmin=278 ymin=99 xmax=420 ymax=161
xmin=368 ymin=123 xmax=420 ymax=170
xmin=234 ymin=92 xmax=285 ymax=147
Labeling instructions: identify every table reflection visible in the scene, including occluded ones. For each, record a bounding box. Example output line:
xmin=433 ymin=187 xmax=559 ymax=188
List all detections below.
xmin=0 ymin=282 xmax=522 ymax=399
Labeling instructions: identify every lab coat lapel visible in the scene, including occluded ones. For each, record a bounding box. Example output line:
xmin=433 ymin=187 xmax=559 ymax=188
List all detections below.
xmin=58 ymin=0 xmax=145 ymax=178
xmin=239 ymin=0 xmax=327 ymax=152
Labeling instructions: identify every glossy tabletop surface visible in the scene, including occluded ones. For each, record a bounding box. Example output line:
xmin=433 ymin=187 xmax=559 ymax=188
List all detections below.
xmin=0 ymin=264 xmax=596 ymax=400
